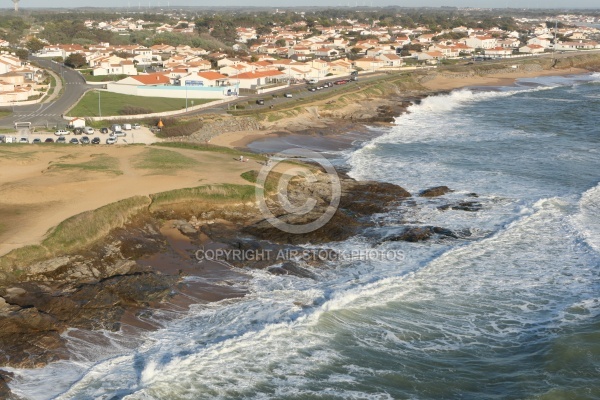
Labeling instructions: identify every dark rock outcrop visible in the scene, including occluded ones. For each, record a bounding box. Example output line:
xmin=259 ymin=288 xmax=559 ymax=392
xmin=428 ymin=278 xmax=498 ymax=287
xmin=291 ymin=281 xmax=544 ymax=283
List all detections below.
xmin=383 ymin=226 xmax=459 ymax=243
xmin=268 ymin=261 xmax=316 ymax=279
xmin=245 ymin=174 xmax=411 ymax=245
xmin=439 ymin=201 xmax=483 ymax=212
xmin=419 ymin=186 xmax=453 ymax=198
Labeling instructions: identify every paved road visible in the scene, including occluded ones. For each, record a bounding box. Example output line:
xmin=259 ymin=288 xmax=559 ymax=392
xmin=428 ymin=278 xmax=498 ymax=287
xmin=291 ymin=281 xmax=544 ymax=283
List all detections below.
xmin=182 ymin=72 xmax=388 ymax=116
xmin=0 ymin=56 xmax=96 ymax=129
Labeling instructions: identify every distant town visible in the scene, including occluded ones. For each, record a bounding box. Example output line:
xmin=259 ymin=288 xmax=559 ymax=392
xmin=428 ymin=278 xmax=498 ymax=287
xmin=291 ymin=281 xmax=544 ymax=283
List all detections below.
xmin=0 ymin=7 xmax=599 ymax=104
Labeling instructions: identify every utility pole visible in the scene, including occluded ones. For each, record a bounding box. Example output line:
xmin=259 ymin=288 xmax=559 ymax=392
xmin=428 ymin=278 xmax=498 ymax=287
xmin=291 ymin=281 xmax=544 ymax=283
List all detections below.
xmin=98 ymin=91 xmax=101 ymax=117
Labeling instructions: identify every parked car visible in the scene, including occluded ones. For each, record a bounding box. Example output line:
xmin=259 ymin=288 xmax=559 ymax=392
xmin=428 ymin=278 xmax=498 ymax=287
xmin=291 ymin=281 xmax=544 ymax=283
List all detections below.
xmin=284 ymin=93 xmax=293 ymax=98
xmin=256 ymin=99 xmax=265 ymax=105
xmin=308 ymin=87 xmax=316 ymax=92
xmin=69 ymin=138 xmax=79 ymax=144
xmin=111 ymin=124 xmax=122 ymax=133
xmin=56 ymin=136 xmax=67 ymax=143
xmin=54 ymin=129 xmax=69 ymax=136
xmin=84 ymin=127 xmax=94 ymax=135
xmin=19 ymin=137 xmax=29 ymax=143
xmin=106 ymin=137 xmax=117 ymax=145
xmin=44 ymin=138 xmax=54 ymax=143
xmin=80 ymin=136 xmax=90 ymax=144
xmin=73 ymin=128 xmax=83 ymax=135
xmin=123 ymin=124 xmax=132 ymax=130
xmin=113 ymin=131 xmax=126 ymax=137
xmin=100 ymin=127 xmax=109 ymax=134
xmin=91 ymin=137 xmax=101 ymax=145
xmin=132 ymin=123 xmax=141 ymax=129
xmin=32 ymin=138 xmax=41 ymax=144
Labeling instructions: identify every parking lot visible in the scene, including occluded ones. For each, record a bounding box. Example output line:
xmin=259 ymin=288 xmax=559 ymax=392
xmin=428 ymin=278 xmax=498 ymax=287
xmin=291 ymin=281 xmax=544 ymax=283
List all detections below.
xmin=0 ymin=125 xmax=161 ymax=145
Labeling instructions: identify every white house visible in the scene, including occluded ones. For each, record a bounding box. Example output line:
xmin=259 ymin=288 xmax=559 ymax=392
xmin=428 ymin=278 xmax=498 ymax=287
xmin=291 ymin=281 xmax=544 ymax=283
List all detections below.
xmin=181 ymin=71 xmax=229 ymax=87
xmin=519 ymin=44 xmax=545 ymax=54
xmin=377 ymin=53 xmax=403 ymax=67
xmin=228 ymin=70 xmax=287 ymax=89
xmin=484 ymin=47 xmax=513 ymax=57
xmin=463 ymin=36 xmax=497 ymax=49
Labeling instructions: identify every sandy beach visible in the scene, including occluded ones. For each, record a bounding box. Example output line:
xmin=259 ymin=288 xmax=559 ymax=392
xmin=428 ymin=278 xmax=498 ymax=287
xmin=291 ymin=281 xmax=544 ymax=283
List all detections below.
xmin=421 ymin=67 xmax=589 ymax=90
xmin=208 ymin=129 xmax=280 ymax=148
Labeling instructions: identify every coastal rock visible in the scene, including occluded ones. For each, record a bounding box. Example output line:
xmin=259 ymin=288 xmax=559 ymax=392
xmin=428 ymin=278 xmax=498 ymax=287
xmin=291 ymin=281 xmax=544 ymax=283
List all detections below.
xmin=173 ymin=220 xmax=198 ymax=235
xmin=419 ymin=186 xmax=453 ymax=197
xmin=245 ymin=209 xmax=361 ymax=245
xmin=384 ymin=226 xmax=459 ymax=243
xmin=0 ymin=370 xmax=13 ymax=400
xmin=268 ymin=261 xmax=316 ymax=279
xmin=26 ymin=256 xmax=72 ymax=275
xmin=0 ymin=307 xmax=68 ymax=368
xmin=439 ymin=201 xmax=483 ymax=212
xmin=341 ymin=180 xmax=411 ymax=215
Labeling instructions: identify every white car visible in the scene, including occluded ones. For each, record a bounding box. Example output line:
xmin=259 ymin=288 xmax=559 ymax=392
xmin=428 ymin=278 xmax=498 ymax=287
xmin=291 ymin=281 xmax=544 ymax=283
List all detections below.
xmin=84 ymin=127 xmax=94 ymax=135
xmin=132 ymin=123 xmax=141 ymax=129
xmin=106 ymin=137 xmax=117 ymax=145
xmin=54 ymin=129 xmax=69 ymax=136
xmin=284 ymin=93 xmax=293 ymax=98
xmin=19 ymin=137 xmax=29 ymax=143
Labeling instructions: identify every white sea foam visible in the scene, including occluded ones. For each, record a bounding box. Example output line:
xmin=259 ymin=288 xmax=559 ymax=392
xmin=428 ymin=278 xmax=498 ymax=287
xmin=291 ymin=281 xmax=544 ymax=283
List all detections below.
xmin=572 ymin=182 xmax=600 ymax=253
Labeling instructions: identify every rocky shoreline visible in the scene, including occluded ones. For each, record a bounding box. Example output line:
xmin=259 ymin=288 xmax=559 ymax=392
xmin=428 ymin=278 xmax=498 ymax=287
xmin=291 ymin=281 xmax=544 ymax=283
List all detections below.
xmin=0 ymin=161 xmax=482 ymax=391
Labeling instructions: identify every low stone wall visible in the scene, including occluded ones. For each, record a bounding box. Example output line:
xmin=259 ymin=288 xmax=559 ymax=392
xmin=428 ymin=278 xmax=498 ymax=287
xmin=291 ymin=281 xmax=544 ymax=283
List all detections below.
xmin=166 ymin=116 xmax=262 ymax=143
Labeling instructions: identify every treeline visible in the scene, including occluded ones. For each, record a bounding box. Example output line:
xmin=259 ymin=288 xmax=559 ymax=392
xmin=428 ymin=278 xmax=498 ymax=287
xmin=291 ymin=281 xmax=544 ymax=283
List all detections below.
xmin=1 ymin=7 xmax=596 ymax=53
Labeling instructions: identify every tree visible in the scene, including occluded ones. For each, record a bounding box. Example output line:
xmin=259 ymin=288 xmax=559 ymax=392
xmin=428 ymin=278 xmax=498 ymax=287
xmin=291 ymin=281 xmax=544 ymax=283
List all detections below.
xmin=275 ymin=39 xmax=287 ymax=47
xmin=64 ymin=53 xmax=87 ymax=69
xmin=15 ymin=49 xmax=29 ymax=60
xmin=256 ymin=26 xmax=272 ymax=35
xmin=26 ymin=37 xmax=45 ymax=54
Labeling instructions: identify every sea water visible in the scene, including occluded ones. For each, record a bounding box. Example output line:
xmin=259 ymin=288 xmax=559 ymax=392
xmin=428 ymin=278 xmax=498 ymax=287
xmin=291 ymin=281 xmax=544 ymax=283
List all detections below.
xmin=7 ymin=73 xmax=600 ymax=399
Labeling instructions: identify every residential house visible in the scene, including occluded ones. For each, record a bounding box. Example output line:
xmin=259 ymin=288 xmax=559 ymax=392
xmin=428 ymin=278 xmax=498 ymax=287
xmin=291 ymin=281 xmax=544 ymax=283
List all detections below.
xmin=484 ymin=47 xmax=513 ymax=57
xmin=228 ymin=70 xmax=286 ymax=89
xmin=117 ymin=73 xmax=170 ymax=86
xmin=463 ymin=36 xmax=497 ymax=49
xmin=519 ymin=44 xmax=545 ymax=54
xmin=181 ymin=71 xmax=229 ymax=87
xmin=354 ymin=57 xmax=385 ymax=71
xmin=377 ymin=53 xmax=403 ymax=67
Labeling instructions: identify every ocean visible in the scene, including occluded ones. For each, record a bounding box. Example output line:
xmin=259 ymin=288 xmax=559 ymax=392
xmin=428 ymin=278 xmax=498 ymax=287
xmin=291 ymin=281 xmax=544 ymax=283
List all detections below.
xmin=7 ymin=73 xmax=600 ymax=399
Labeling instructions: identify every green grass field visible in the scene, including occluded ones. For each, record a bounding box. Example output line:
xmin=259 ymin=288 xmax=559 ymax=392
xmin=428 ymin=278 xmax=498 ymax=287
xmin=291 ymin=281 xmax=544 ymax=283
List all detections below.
xmin=69 ymin=92 xmax=216 ymax=117
xmin=133 ymin=148 xmax=200 ymax=174
xmin=48 ymin=154 xmax=123 ymax=175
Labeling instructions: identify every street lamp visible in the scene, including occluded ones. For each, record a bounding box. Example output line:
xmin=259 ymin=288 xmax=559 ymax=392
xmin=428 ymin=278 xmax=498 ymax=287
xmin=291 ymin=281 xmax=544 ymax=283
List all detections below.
xmin=97 ymin=91 xmax=101 ymax=117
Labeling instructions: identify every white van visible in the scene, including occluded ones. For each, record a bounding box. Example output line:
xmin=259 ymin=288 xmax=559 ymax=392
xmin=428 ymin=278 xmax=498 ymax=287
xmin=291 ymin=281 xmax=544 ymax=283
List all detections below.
xmin=111 ymin=124 xmax=122 ymax=133
xmin=123 ymin=124 xmax=132 ymax=130
xmin=308 ymin=78 xmax=319 ymax=84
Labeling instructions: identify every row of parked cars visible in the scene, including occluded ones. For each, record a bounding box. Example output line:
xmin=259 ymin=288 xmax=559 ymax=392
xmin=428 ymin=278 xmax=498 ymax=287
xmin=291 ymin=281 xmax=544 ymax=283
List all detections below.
xmin=19 ymin=136 xmax=118 ymax=144
xmin=55 ymin=123 xmax=140 ymax=136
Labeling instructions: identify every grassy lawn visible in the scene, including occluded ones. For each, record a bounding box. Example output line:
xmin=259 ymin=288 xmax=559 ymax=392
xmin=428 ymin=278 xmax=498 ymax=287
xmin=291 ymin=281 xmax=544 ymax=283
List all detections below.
xmin=0 ymin=148 xmax=38 ymax=159
xmin=152 ymin=141 xmax=264 ymax=160
xmin=69 ymin=92 xmax=216 ymax=117
xmin=48 ymin=154 xmax=122 ymax=175
xmin=133 ymin=148 xmax=200 ymax=174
